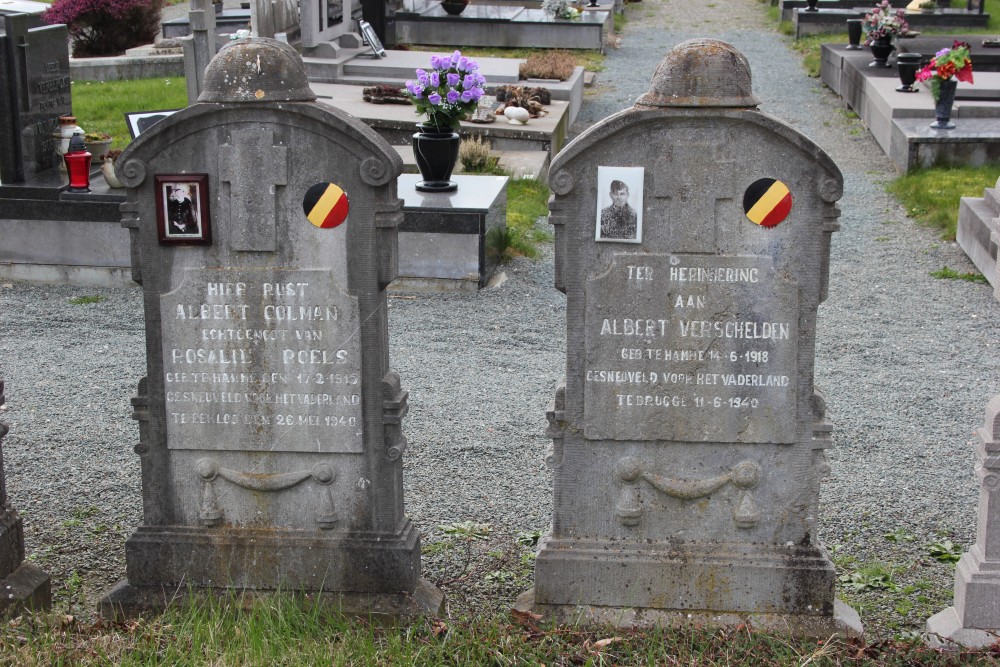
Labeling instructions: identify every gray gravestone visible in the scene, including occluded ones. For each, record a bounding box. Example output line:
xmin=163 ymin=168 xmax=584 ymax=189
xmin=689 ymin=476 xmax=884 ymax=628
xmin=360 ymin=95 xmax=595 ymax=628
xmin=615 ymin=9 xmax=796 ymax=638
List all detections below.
xmin=100 ymin=38 xmax=441 ymax=616
xmin=516 ymin=39 xmax=860 ymax=635
xmin=0 ymin=13 xmax=71 ymax=184
xmin=0 ymin=379 xmax=52 ymax=613
xmin=926 ymin=396 xmax=1000 ymax=648
xmin=182 ymin=0 xmax=217 ymax=105
xmin=300 ymin=0 xmax=363 ymax=56
xmin=250 ymin=0 xmax=300 ymax=42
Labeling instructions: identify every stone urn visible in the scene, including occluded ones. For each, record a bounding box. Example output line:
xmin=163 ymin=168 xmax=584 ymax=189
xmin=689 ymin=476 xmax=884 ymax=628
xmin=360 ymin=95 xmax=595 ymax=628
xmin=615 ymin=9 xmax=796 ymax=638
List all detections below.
xmin=412 ymin=122 xmax=460 ymax=192
xmin=896 ymin=52 xmax=922 ymax=92
xmin=868 ymin=37 xmax=894 ymax=68
xmin=440 ymin=0 xmax=468 ymax=15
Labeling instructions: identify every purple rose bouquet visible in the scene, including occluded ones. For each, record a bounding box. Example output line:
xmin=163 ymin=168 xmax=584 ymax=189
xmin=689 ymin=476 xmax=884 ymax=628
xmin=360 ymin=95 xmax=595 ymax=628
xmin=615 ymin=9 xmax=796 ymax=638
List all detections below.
xmin=404 ymin=50 xmax=487 ymax=130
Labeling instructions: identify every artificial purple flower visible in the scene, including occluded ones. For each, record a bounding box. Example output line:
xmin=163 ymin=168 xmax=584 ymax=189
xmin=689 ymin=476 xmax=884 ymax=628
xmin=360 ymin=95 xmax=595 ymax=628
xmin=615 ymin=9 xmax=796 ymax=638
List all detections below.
xmin=446 ymin=90 xmax=460 ymax=104
xmin=936 ymin=47 xmax=951 ymax=58
xmin=447 ymin=72 xmax=461 ymax=87
xmin=428 ymin=93 xmax=442 ymax=105
xmin=429 ymin=71 xmax=440 ymax=87
xmin=460 ymin=90 xmax=474 ymax=103
xmin=451 ymin=50 xmax=461 ymax=64
xmin=457 ymin=56 xmax=471 ymax=71
xmin=462 ymin=74 xmax=476 ymax=88
xmin=429 ymin=55 xmax=443 ymax=69
xmin=405 ymin=81 xmax=424 ymax=97
xmin=469 ymin=88 xmax=483 ymax=101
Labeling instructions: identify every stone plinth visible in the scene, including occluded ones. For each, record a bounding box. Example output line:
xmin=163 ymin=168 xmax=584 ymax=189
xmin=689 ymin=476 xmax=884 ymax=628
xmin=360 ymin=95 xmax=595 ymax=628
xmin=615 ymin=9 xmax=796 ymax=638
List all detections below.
xmin=956 ymin=177 xmax=999 ymax=288
xmin=394 ymin=174 xmax=508 ymax=291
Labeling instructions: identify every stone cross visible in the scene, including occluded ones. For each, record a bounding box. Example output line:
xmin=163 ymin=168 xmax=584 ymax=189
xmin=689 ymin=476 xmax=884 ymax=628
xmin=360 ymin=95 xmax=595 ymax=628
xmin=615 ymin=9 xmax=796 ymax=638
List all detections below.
xmin=219 ymin=129 xmax=288 ymax=252
xmin=652 ymin=143 xmax=736 ymax=253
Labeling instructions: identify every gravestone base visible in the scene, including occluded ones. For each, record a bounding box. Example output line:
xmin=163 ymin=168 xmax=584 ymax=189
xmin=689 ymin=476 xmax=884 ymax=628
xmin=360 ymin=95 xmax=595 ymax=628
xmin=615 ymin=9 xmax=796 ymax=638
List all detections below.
xmin=101 ymin=578 xmax=443 ymax=620
xmin=0 ymin=562 xmax=51 ymax=615
xmin=516 ymin=590 xmax=861 ymax=637
xmin=926 ymin=607 xmax=1000 ymax=650
xmin=100 ymin=521 xmax=443 ymax=618
xmin=522 ymin=538 xmax=861 ymax=637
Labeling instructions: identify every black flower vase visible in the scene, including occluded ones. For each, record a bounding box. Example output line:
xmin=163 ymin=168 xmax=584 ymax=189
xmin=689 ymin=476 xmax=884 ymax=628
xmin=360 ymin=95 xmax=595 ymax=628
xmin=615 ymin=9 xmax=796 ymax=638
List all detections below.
xmin=869 ymin=37 xmax=894 ymax=68
xmin=440 ymin=0 xmax=468 ymax=15
xmin=846 ymin=19 xmax=863 ymax=49
xmin=413 ymin=123 xmax=460 ymax=192
xmin=805 ymin=0 xmax=819 ymax=11
xmin=931 ymin=79 xmax=958 ymax=130
xmin=896 ymin=53 xmax=922 ymax=92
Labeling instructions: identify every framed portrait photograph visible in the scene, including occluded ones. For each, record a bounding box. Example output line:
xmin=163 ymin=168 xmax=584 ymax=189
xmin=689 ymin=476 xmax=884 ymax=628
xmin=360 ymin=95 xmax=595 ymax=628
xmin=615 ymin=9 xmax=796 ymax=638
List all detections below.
xmin=155 ymin=174 xmax=212 ymax=246
xmin=595 ymin=166 xmax=644 ymax=244
xmin=357 ymin=20 xmax=386 ymax=58
xmin=125 ymin=109 xmax=182 ymax=139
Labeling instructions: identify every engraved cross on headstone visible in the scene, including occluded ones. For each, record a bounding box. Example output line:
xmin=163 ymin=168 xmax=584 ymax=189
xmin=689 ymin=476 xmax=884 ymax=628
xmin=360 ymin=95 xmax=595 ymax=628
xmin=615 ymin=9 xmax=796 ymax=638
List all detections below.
xmin=219 ymin=129 xmax=288 ymax=252
xmin=652 ymin=142 xmax=736 ymax=253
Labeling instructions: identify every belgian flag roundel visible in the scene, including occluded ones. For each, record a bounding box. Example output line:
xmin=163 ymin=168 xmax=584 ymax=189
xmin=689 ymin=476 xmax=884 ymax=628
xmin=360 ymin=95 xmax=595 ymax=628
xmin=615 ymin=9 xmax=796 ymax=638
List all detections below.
xmin=743 ymin=178 xmax=792 ymax=228
xmin=303 ymin=182 xmax=349 ymax=229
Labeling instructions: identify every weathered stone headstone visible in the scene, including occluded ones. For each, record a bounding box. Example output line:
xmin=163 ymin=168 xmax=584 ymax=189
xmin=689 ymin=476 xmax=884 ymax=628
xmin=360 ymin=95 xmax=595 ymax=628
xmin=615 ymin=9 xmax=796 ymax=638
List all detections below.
xmin=0 ymin=13 xmax=71 ymax=184
xmin=517 ymin=39 xmax=860 ymax=634
xmin=926 ymin=396 xmax=1000 ymax=648
xmin=250 ymin=0 xmax=300 ymax=42
xmin=100 ymin=38 xmax=441 ymax=616
xmin=300 ymin=0 xmax=363 ymax=57
xmin=0 ymin=378 xmax=52 ymax=613
xmin=182 ymin=0 xmax=218 ymax=105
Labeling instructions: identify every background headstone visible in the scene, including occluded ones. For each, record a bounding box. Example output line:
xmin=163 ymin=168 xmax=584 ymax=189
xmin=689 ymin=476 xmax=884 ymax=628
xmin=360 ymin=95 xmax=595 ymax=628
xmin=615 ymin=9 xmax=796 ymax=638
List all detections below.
xmin=182 ymin=0 xmax=218 ymax=105
xmin=518 ymin=39 xmax=860 ymax=635
xmin=250 ymin=0 xmax=301 ymax=42
xmin=101 ymin=38 xmax=441 ymax=616
xmin=300 ymin=0 xmax=363 ymax=56
xmin=926 ymin=396 xmax=1000 ymax=648
xmin=0 ymin=13 xmax=71 ymax=184
xmin=0 ymin=378 xmax=52 ymax=613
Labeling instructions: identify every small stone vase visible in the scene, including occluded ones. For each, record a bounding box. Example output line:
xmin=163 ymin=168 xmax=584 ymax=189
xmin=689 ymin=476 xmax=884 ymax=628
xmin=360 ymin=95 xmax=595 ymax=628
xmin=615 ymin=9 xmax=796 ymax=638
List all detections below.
xmin=846 ymin=19 xmax=863 ymax=49
xmin=868 ymin=38 xmax=894 ymax=68
xmin=412 ymin=123 xmax=460 ymax=192
xmin=931 ymin=78 xmax=958 ymax=130
xmin=896 ymin=53 xmax=922 ymax=92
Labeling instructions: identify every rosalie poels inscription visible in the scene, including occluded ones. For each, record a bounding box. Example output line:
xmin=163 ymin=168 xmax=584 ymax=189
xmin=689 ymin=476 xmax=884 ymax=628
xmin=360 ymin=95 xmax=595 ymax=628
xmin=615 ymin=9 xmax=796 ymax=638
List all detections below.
xmin=585 ymin=254 xmax=797 ymax=443
xmin=161 ymin=269 xmax=362 ymax=452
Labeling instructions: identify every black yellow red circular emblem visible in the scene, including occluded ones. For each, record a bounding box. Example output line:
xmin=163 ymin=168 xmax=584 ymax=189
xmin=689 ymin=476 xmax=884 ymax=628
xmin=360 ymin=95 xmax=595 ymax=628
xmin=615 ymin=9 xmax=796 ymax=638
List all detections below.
xmin=303 ymin=182 xmax=349 ymax=229
xmin=743 ymin=178 xmax=792 ymax=228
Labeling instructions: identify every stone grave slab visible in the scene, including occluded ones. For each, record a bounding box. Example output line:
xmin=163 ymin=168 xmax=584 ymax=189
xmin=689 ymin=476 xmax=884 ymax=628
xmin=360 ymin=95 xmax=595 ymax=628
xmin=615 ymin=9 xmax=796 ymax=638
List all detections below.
xmin=99 ymin=38 xmax=441 ymax=617
xmin=0 ymin=13 xmax=71 ymax=184
xmin=517 ymin=39 xmax=860 ymax=636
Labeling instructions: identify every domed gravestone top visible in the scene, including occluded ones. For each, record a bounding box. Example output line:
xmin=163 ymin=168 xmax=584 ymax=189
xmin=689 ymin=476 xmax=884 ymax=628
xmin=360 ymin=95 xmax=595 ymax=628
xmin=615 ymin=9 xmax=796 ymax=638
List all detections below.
xmin=198 ymin=37 xmax=316 ymax=103
xmin=517 ymin=39 xmax=860 ymax=636
xmin=99 ymin=38 xmax=442 ymax=618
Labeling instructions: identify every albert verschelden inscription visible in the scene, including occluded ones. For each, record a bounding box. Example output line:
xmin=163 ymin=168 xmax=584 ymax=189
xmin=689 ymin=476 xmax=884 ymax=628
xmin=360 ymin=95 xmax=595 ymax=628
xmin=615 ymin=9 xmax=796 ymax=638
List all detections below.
xmin=161 ymin=268 xmax=362 ymax=452
xmin=585 ymin=254 xmax=798 ymax=443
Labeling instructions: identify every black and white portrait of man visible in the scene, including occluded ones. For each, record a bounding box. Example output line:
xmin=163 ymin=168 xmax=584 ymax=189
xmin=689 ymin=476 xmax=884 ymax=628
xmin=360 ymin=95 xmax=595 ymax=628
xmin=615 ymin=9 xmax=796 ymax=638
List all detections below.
xmin=595 ymin=166 xmax=644 ymax=243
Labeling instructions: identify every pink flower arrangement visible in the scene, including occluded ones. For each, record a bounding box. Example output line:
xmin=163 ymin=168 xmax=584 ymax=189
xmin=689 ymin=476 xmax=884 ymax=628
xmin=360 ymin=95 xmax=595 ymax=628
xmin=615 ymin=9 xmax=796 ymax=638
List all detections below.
xmin=915 ymin=41 xmax=973 ymax=101
xmin=862 ymin=0 xmax=909 ymax=45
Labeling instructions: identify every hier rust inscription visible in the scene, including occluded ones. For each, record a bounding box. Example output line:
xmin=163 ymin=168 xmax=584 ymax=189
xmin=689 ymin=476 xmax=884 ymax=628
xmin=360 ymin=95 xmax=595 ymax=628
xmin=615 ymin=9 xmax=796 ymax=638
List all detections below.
xmin=160 ymin=268 xmax=363 ymax=452
xmin=584 ymin=254 xmax=798 ymax=443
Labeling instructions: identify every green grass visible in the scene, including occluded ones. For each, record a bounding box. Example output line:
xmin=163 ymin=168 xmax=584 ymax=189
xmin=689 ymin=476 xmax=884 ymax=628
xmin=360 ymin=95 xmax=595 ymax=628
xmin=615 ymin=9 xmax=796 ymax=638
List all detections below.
xmin=71 ymin=77 xmax=188 ymax=150
xmin=402 ymin=45 xmax=606 ymax=73
xmin=790 ymin=32 xmax=848 ymax=76
xmin=930 ymin=266 xmax=990 ymax=283
xmin=4 ymin=596 xmax=998 ymax=665
xmin=886 ymin=165 xmax=1000 ymax=239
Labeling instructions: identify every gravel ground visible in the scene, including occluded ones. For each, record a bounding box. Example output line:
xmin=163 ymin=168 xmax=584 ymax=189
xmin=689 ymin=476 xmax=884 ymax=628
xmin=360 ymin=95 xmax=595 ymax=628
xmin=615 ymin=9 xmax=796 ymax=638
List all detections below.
xmin=1 ymin=0 xmax=999 ymax=636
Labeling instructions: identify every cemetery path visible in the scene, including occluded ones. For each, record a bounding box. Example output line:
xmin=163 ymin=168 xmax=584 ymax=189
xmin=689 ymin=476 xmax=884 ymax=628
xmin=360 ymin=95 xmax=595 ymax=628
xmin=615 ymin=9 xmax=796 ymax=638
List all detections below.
xmin=0 ymin=0 xmax=997 ymax=635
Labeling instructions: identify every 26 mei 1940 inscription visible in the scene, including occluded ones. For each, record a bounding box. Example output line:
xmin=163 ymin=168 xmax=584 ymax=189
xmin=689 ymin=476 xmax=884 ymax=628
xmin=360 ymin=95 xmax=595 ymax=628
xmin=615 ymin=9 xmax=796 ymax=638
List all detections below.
xmin=161 ymin=268 xmax=363 ymax=452
xmin=584 ymin=254 xmax=798 ymax=443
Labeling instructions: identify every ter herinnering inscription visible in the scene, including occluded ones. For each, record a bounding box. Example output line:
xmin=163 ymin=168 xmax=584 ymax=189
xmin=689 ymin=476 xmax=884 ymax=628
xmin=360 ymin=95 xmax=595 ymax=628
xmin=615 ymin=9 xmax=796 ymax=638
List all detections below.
xmin=584 ymin=254 xmax=797 ymax=443
xmin=161 ymin=269 xmax=362 ymax=452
